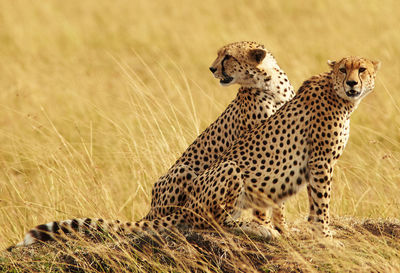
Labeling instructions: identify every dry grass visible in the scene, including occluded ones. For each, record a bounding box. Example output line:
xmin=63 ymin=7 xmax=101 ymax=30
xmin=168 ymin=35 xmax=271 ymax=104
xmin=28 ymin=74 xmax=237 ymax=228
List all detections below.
xmin=0 ymin=0 xmax=399 ymax=272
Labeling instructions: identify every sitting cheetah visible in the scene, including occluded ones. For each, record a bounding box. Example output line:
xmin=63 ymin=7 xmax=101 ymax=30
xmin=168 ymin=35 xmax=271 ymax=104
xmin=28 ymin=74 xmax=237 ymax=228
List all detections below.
xmin=12 ymin=41 xmax=295 ymax=247
xmin=146 ymin=41 xmax=294 ymax=224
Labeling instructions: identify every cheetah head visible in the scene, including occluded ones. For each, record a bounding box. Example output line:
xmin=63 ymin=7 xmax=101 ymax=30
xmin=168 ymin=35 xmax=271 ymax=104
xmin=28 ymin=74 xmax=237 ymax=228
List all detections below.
xmin=328 ymin=56 xmax=381 ymax=102
xmin=209 ymin=41 xmax=277 ymax=89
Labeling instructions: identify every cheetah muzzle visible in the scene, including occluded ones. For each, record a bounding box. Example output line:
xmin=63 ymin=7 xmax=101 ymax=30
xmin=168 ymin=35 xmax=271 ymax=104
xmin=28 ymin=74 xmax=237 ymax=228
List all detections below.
xmin=345 ymin=89 xmax=360 ymax=97
xmin=220 ymin=75 xmax=234 ymax=85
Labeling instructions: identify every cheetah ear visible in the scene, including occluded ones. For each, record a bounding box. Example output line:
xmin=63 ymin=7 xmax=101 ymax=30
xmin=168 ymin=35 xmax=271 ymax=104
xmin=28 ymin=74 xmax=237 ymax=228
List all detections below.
xmin=248 ymin=49 xmax=266 ymax=64
xmin=372 ymin=60 xmax=381 ymax=72
xmin=327 ymin=60 xmax=336 ymax=69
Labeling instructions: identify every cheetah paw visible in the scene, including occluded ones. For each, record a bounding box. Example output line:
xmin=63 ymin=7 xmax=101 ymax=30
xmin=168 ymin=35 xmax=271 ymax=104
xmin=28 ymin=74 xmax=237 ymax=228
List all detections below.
xmin=236 ymin=221 xmax=280 ymax=239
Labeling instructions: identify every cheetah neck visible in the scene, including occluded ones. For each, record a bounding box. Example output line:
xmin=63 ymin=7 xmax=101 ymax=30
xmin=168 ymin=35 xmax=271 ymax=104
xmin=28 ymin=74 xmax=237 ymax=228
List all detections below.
xmin=238 ymin=77 xmax=294 ymax=106
xmin=256 ymin=54 xmax=295 ymax=104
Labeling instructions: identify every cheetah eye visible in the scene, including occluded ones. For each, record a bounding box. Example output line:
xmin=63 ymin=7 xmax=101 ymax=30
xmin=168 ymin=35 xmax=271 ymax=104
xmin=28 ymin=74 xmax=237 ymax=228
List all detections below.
xmin=359 ymin=67 xmax=366 ymax=73
xmin=224 ymin=55 xmax=231 ymax=60
xmin=339 ymin=68 xmax=346 ymax=73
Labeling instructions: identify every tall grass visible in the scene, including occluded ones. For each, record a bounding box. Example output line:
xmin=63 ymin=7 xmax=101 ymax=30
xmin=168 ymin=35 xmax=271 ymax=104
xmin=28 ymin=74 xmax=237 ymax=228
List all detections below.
xmin=0 ymin=0 xmax=399 ymax=271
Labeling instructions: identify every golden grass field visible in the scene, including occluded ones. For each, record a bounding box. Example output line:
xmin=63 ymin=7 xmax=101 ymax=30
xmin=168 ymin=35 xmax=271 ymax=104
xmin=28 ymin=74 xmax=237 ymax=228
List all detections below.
xmin=1 ymin=0 xmax=399 ymax=272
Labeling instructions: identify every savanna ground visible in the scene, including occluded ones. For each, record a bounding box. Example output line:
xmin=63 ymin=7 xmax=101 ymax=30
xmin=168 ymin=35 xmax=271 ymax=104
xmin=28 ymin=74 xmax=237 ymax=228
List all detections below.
xmin=0 ymin=0 xmax=399 ymax=272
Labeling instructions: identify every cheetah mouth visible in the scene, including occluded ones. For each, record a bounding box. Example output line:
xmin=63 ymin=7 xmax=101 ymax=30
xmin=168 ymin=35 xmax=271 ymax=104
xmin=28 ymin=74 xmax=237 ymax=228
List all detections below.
xmin=345 ymin=90 xmax=361 ymax=98
xmin=220 ymin=76 xmax=234 ymax=85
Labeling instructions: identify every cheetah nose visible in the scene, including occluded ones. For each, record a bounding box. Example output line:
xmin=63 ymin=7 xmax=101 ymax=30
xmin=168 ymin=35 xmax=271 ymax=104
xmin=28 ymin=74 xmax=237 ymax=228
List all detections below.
xmin=209 ymin=67 xmax=217 ymax=73
xmin=346 ymin=80 xmax=358 ymax=87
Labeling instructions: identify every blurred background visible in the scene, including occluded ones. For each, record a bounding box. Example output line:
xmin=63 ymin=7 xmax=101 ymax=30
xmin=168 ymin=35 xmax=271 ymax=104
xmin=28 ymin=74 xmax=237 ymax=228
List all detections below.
xmin=0 ymin=0 xmax=399 ymax=248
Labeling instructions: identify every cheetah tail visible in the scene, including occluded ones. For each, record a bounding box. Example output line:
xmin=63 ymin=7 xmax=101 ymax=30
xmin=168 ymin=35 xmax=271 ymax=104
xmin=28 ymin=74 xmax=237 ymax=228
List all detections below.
xmin=10 ymin=218 xmax=137 ymax=250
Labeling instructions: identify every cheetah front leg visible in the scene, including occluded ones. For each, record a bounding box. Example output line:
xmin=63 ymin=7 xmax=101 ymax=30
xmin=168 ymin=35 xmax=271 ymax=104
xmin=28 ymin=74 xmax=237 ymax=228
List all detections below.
xmin=252 ymin=203 xmax=287 ymax=234
xmin=271 ymin=204 xmax=288 ymax=234
xmin=306 ymin=166 xmax=333 ymax=238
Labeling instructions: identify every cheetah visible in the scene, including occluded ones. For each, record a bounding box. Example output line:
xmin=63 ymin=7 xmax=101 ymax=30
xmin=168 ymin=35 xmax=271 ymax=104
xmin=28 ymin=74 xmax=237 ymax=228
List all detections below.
xmin=146 ymin=41 xmax=294 ymax=224
xmin=12 ymin=41 xmax=295 ymax=247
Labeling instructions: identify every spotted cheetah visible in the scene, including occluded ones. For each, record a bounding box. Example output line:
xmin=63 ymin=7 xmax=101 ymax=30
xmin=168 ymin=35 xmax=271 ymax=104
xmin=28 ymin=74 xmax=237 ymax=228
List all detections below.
xmin=12 ymin=41 xmax=295 ymax=247
xmin=146 ymin=41 xmax=294 ymax=223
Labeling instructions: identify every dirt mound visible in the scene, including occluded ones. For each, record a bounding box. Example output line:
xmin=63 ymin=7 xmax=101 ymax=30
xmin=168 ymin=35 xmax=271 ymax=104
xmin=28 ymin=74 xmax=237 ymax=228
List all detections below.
xmin=2 ymin=217 xmax=400 ymax=273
